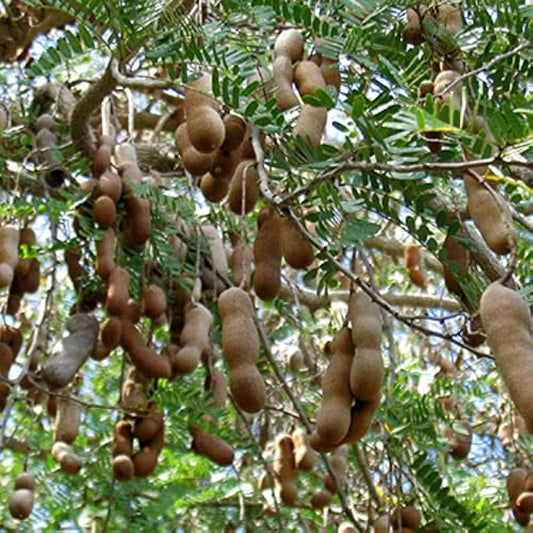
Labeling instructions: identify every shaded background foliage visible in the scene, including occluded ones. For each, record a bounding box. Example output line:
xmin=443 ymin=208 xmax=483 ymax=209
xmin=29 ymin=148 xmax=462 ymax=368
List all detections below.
xmin=0 ymin=0 xmax=531 ymax=531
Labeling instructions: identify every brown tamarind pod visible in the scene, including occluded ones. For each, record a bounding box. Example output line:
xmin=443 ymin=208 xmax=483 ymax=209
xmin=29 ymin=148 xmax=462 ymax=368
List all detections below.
xmin=99 ymin=134 xmax=116 ymax=149
xmin=187 ymin=105 xmax=225 ymax=154
xmin=95 ymin=228 xmax=116 ymax=282
xmin=273 ymin=56 xmax=299 ymax=111
xmin=404 ymin=242 xmax=426 ymax=288
xmin=463 ymin=174 xmax=517 ymax=255
xmin=112 ymin=420 xmax=134 ymax=457
xmin=184 ymin=73 xmax=217 ymax=113
xmin=101 ymin=316 xmax=123 ymax=350
xmin=211 ymin=148 xmax=242 ymax=181
xmin=480 ymin=282 xmax=533 ymax=431
xmin=294 ymin=61 xmax=327 ymax=98
xmin=293 ymin=105 xmax=327 ymax=149
xmin=118 ymin=161 xmax=143 ymax=196
xmin=124 ymin=196 xmax=151 ymax=246
xmin=340 ymin=397 xmax=381 ymax=444
xmin=404 ymin=8 xmax=424 ymax=45
xmin=114 ymin=143 xmax=137 ymax=166
xmin=230 ymin=234 xmax=253 ymax=290
xmin=253 ymin=207 xmax=281 ymax=301
xmin=113 ymin=455 xmax=134 ymax=482
xmin=92 ymin=144 xmax=112 ymax=175
xmin=132 ymin=422 xmax=165 ymax=477
xmin=320 ymin=57 xmax=341 ymax=94
xmin=188 ymin=425 xmax=235 ymax=466
xmin=273 ymin=434 xmax=298 ymax=505
xmin=228 ymin=160 xmax=260 ymax=215
xmin=142 ymin=285 xmax=167 ymax=319
xmin=292 ymin=428 xmax=317 ymax=471
xmin=277 ymin=215 xmax=314 ymax=269
xmin=206 ymin=370 xmax=228 ymax=408
xmin=324 ymin=445 xmax=348 ymax=493
xmin=97 ymin=170 xmax=123 ymax=203
xmin=54 ymin=398 xmax=81 ymax=444
xmin=18 ymin=258 xmax=40 ymax=293
xmin=93 ymin=195 xmax=116 ymax=229
xmin=124 ymin=299 xmax=142 ymax=324
xmin=274 ymin=29 xmax=304 ymax=63
xmin=129 ymin=343 xmax=172 ymax=380
xmin=51 ymin=441 xmax=83 ymax=475
xmin=315 ymin=328 xmax=353 ymax=445
xmin=8 ymin=489 xmax=34 ymax=519
xmin=218 ymin=288 xmax=266 ymax=413
xmin=173 ymin=303 xmax=213 ymax=374
xmin=200 ymin=172 xmax=231 ymax=203
xmin=391 ymin=506 xmax=422 ymax=531
xmin=105 ymin=267 xmax=130 ymax=317
xmin=14 ymin=472 xmax=35 ymax=492
xmin=311 ymin=489 xmax=332 ymax=509
xmin=0 ymin=225 xmax=19 ymax=288
xmin=0 ymin=325 xmax=22 ymax=357
xmin=175 ymin=123 xmax=216 ymax=176
xmin=134 ymin=406 xmax=164 ymax=443
xmin=220 ymin=114 xmax=247 ymax=151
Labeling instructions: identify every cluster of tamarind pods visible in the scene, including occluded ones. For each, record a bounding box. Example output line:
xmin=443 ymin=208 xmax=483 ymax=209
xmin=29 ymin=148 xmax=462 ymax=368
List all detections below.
xmin=1 ymin=4 xmax=531 ymax=528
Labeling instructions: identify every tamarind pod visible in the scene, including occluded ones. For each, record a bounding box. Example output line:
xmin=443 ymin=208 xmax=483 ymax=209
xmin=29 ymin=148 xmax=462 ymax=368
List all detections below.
xmin=403 ymin=8 xmax=423 ymax=45
xmin=276 ymin=215 xmax=314 ymax=269
xmin=129 ymin=343 xmax=172 ymax=380
xmin=184 ymin=73 xmax=216 ymax=114
xmin=437 ymin=3 xmax=463 ymax=35
xmin=507 ymin=468 xmax=527 ymax=504
xmin=220 ymin=114 xmax=247 ymax=151
xmin=274 ymin=29 xmax=304 ymax=62
xmin=464 ymin=175 xmax=517 ymax=255
xmin=142 ymin=284 xmax=167 ymax=319
xmin=93 ymin=195 xmax=116 ymax=229
xmin=118 ymin=161 xmax=143 ymax=196
xmin=54 ymin=398 xmax=81 ymax=444
xmin=97 ymin=170 xmax=123 ymax=203
xmin=186 ymin=105 xmax=225 ymax=153
xmin=294 ymin=61 xmax=327 ymax=98
xmin=228 ymin=160 xmax=260 ymax=215
xmin=324 ymin=445 xmax=348 ymax=493
xmin=17 ymin=258 xmax=40 ymax=293
xmin=95 ymin=228 xmax=116 ymax=281
xmin=349 ymin=290 xmax=382 ymax=348
xmin=316 ymin=328 xmax=354 ymax=444
xmin=516 ymin=491 xmax=533 ymax=514
xmin=230 ymin=236 xmax=253 ymax=290
xmin=443 ymin=420 xmax=472 ymax=459
xmin=42 ymin=313 xmax=99 ymax=389
xmin=201 ymin=225 xmax=229 ymax=278
xmin=481 ymin=282 xmax=533 ymax=431
xmin=8 ymin=489 xmax=34 ymax=519
xmin=81 ymin=178 xmax=98 ymax=195
xmin=311 ymin=490 xmax=332 ymax=509
xmin=184 ymin=146 xmax=216 ymax=176
xmin=113 ymin=455 xmax=134 ymax=482
xmin=200 ymin=172 xmax=231 ymax=203
xmin=350 ymin=346 xmax=384 ymax=402
xmin=442 ymin=235 xmax=470 ymax=302
xmin=112 ymin=420 xmax=134 ymax=457
xmin=91 ymin=341 xmax=110 ymax=361
xmin=211 ymin=147 xmax=242 ymax=180
xmin=0 ymin=225 xmax=19 ymax=287
xmin=253 ymin=207 xmax=282 ymax=301
xmin=121 ymin=377 xmax=148 ymax=413
xmin=404 ymin=243 xmax=421 ymax=270
xmin=188 ymin=425 xmax=235 ymax=466
xmin=273 ymin=435 xmax=298 ymax=505
xmin=0 ymin=342 xmax=14 ymax=376
xmin=174 ymin=303 xmax=213 ymax=373
xmin=124 ymin=299 xmax=142 ymax=324
xmin=106 ymin=267 xmax=130 ymax=317
xmin=92 ymin=144 xmax=112 ymax=175
xmin=320 ymin=57 xmax=341 ymax=93
xmin=273 ymin=56 xmax=299 ymax=111
xmin=396 ymin=506 xmax=422 ymax=530
xmin=36 ymin=127 xmax=66 ymax=187
xmin=292 ymin=428 xmax=317 ymax=471
xmin=101 ymin=316 xmax=123 ymax=350
xmin=293 ymin=105 xmax=327 ymax=149
xmin=218 ymin=288 xmax=266 ymax=413
xmin=512 ymin=504 xmax=530 ymax=526
xmin=114 ymin=143 xmax=137 ymax=166
xmin=0 ymin=382 xmax=11 ymax=410
xmin=14 ymin=472 xmax=36 ymax=491
xmin=418 ymin=80 xmax=434 ymax=98
xmin=51 ymin=441 xmax=82 ymax=475
xmin=125 ymin=196 xmax=151 ymax=246
xmin=434 ymin=70 xmax=463 ymax=111
xmin=341 ymin=397 xmax=380 ymax=445
xmin=134 ymin=408 xmax=164 ymax=443
xmin=99 ymin=134 xmax=116 ymax=149
xmin=132 ymin=423 xmax=165 ymax=477
xmin=206 ymin=370 xmax=228 ymax=408
xmin=0 ymin=325 xmax=22 ymax=357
